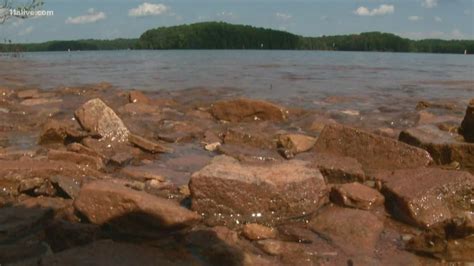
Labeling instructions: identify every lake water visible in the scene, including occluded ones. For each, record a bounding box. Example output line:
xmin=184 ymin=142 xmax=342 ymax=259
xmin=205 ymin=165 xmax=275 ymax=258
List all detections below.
xmin=1 ymin=50 xmax=473 ymax=110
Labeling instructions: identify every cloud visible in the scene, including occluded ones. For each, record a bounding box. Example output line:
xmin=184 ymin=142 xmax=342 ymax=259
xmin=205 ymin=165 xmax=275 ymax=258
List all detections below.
xmin=354 ymin=4 xmax=394 ymax=16
xmin=128 ymin=3 xmax=169 ymax=17
xmin=65 ymin=8 xmax=106 ymax=24
xmin=275 ymin=12 xmax=292 ymax=21
xmin=434 ymin=16 xmax=442 ymax=22
xmin=422 ymin=0 xmax=437 ymax=8
xmin=408 ymin=16 xmax=422 ymax=21
xmin=18 ymin=26 xmax=34 ymax=36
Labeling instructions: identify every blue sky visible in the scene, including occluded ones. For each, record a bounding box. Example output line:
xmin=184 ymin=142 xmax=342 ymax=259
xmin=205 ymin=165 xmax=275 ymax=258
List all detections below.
xmin=1 ymin=0 xmax=473 ymax=43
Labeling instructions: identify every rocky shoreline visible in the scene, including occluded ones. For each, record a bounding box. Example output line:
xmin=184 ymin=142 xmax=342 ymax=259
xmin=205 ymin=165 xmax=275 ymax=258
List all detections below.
xmin=0 ymin=83 xmax=473 ymax=265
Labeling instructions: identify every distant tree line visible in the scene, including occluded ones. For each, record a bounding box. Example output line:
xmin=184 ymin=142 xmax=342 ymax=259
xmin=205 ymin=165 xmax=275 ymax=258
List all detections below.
xmin=1 ymin=22 xmax=473 ymax=54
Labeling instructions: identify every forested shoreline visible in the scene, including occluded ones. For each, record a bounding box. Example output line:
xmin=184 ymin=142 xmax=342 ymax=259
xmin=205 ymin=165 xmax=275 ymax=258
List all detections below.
xmin=1 ymin=22 xmax=473 ymax=54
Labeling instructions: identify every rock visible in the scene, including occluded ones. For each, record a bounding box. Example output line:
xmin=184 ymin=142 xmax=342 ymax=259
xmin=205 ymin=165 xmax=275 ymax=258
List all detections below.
xmin=416 ymin=100 xmax=457 ymax=111
xmin=19 ymin=196 xmax=75 ymax=220
xmin=299 ymin=152 xmax=365 ymax=183
xmin=0 ymin=204 xmax=53 ymax=244
xmin=0 ymin=242 xmax=52 ymax=265
xmin=277 ymin=133 xmax=317 ymax=159
xmin=459 ymin=98 xmax=474 ymax=142
xmin=39 ymin=120 xmax=88 ymax=145
xmin=399 ymin=125 xmax=474 ymax=171
xmin=379 ymin=168 xmax=473 ymax=228
xmin=205 ymin=142 xmax=221 ymax=152
xmin=314 ymin=124 xmax=433 ymax=171
xmin=223 ymin=124 xmax=277 ymax=150
xmin=406 ymin=216 xmax=474 ymax=262
xmin=49 ymin=176 xmax=83 ymax=199
xmin=67 ymin=143 xmax=104 ymax=159
xmin=120 ymin=103 xmax=159 ymax=115
xmin=217 ymin=144 xmax=282 ymax=163
xmin=17 ymin=89 xmax=40 ymax=99
xmin=128 ymin=90 xmax=150 ymax=104
xmin=330 ymin=182 xmax=384 ymax=210
xmin=74 ymin=98 xmax=130 ymax=142
xmin=210 ymin=98 xmax=288 ymax=122
xmin=40 ymin=240 xmax=200 ymax=266
xmin=189 ymin=155 xmax=328 ymax=226
xmin=20 ymin=98 xmax=63 ymax=106
xmin=109 ymin=152 xmax=135 ymax=166
xmin=309 ymin=206 xmax=384 ymax=256
xmin=129 ymin=133 xmax=172 ymax=153
xmin=47 ymin=150 xmax=104 ymax=170
xmin=120 ymin=167 xmax=166 ymax=182
xmin=74 ymin=180 xmax=200 ymax=230
xmin=45 ymin=221 xmax=99 ymax=252
xmin=242 ymin=224 xmax=276 ymax=240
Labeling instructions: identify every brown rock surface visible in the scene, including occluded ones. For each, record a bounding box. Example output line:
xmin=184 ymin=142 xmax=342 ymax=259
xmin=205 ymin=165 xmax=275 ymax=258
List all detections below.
xmin=399 ymin=124 xmax=474 ymax=171
xmin=129 ymin=133 xmax=172 ymax=153
xmin=47 ymin=150 xmax=104 ymax=170
xmin=74 ymin=180 xmax=201 ymax=229
xmin=74 ymin=98 xmax=130 ymax=142
xmin=379 ymin=168 xmax=473 ymax=228
xmin=459 ymin=98 xmax=474 ymax=142
xmin=314 ymin=124 xmax=433 ymax=171
xmin=210 ymin=98 xmax=288 ymax=122
xmin=309 ymin=206 xmax=384 ymax=256
xmin=189 ymin=155 xmax=328 ymax=226
xmin=128 ymin=90 xmax=150 ymax=104
xmin=308 ymin=152 xmax=365 ymax=183
xmin=277 ymin=133 xmax=317 ymax=158
xmin=330 ymin=182 xmax=384 ymax=210
xmin=242 ymin=223 xmax=276 ymax=240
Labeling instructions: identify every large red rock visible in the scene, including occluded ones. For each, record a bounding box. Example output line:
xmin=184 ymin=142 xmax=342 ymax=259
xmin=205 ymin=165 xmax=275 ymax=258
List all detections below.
xmin=74 ymin=98 xmax=130 ymax=142
xmin=74 ymin=180 xmax=201 ymax=230
xmin=379 ymin=168 xmax=473 ymax=228
xmin=459 ymin=99 xmax=474 ymax=142
xmin=189 ymin=155 xmax=328 ymax=226
xmin=399 ymin=125 xmax=474 ymax=171
xmin=210 ymin=98 xmax=288 ymax=122
xmin=309 ymin=206 xmax=384 ymax=257
xmin=314 ymin=124 xmax=433 ymax=171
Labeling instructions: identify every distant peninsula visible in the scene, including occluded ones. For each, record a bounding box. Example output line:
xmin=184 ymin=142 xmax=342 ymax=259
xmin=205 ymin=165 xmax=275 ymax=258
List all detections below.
xmin=2 ymin=22 xmax=473 ymax=54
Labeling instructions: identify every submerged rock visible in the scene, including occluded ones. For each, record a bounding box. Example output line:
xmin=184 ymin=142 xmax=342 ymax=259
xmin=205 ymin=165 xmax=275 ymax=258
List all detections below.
xmin=189 ymin=155 xmax=328 ymax=226
xmin=314 ymin=124 xmax=433 ymax=171
xmin=330 ymin=182 xmax=384 ymax=210
xmin=74 ymin=98 xmax=130 ymax=142
xmin=210 ymin=98 xmax=288 ymax=122
xmin=74 ymin=180 xmax=201 ymax=230
xmin=128 ymin=133 xmax=172 ymax=153
xmin=242 ymin=223 xmax=277 ymax=241
xmin=379 ymin=168 xmax=473 ymax=228
xmin=128 ymin=90 xmax=150 ymax=104
xmin=459 ymin=99 xmax=474 ymax=142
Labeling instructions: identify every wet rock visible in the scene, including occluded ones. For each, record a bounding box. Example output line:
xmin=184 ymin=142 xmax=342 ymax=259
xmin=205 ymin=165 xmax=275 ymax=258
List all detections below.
xmin=379 ymin=168 xmax=473 ymax=228
xmin=0 ymin=242 xmax=52 ymax=265
xmin=416 ymin=100 xmax=457 ymax=111
xmin=48 ymin=149 xmax=105 ymax=170
xmin=17 ymin=89 xmax=40 ymax=99
xmin=19 ymin=196 xmax=75 ymax=220
xmin=309 ymin=206 xmax=384 ymax=256
xmin=21 ymin=98 xmax=63 ymax=106
xmin=120 ymin=166 xmax=166 ymax=182
xmin=129 ymin=133 xmax=172 ymax=153
xmin=74 ymin=180 xmax=201 ymax=230
xmin=0 ymin=204 xmax=53 ymax=244
xmin=205 ymin=142 xmax=221 ymax=152
xmin=459 ymin=98 xmax=474 ymax=142
xmin=156 ymin=121 xmax=202 ymax=143
xmin=303 ymin=152 xmax=365 ymax=183
xmin=45 ymin=221 xmax=99 ymax=252
xmin=74 ymin=98 xmax=130 ymax=142
xmin=223 ymin=124 xmax=277 ymax=150
xmin=277 ymin=133 xmax=317 ymax=159
xmin=189 ymin=155 xmax=328 ymax=226
xmin=81 ymin=137 xmax=141 ymax=162
xmin=314 ymin=124 xmax=433 ymax=171
xmin=67 ymin=143 xmax=104 ymax=160
xmin=242 ymin=223 xmax=276 ymax=240
xmin=109 ymin=152 xmax=135 ymax=166
xmin=128 ymin=90 xmax=150 ymax=104
xmin=277 ymin=225 xmax=315 ymax=243
xmin=330 ymin=182 xmax=384 ymax=210
xmin=40 ymin=240 xmax=199 ymax=266
xmin=406 ymin=216 xmax=474 ymax=262
xmin=49 ymin=176 xmax=83 ymax=199
xmin=120 ymin=103 xmax=160 ymax=115
xmin=39 ymin=119 xmax=88 ymax=144
xmin=211 ymin=98 xmax=288 ymax=122
xmin=399 ymin=125 xmax=474 ymax=170
xmin=217 ymin=144 xmax=282 ymax=163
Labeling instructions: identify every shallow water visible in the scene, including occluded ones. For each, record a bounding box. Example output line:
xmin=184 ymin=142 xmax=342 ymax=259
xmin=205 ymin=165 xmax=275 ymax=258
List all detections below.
xmin=1 ymin=50 xmax=472 ymax=107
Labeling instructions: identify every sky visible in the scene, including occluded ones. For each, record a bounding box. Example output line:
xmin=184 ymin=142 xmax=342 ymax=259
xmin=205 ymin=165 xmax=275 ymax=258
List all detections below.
xmin=1 ymin=0 xmax=473 ymax=43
